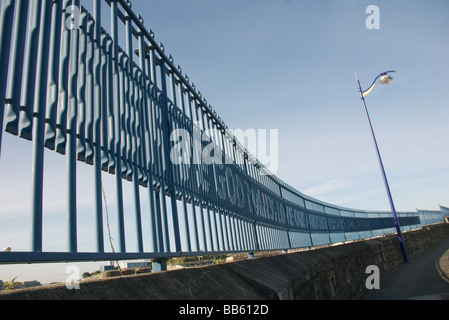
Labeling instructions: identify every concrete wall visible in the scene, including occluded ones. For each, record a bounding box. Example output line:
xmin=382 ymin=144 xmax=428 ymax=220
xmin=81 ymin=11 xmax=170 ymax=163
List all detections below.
xmin=1 ymin=223 xmax=448 ymax=300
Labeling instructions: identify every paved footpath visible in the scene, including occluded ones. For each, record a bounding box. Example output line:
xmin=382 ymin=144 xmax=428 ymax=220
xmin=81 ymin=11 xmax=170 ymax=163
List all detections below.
xmin=363 ymin=235 xmax=449 ymax=300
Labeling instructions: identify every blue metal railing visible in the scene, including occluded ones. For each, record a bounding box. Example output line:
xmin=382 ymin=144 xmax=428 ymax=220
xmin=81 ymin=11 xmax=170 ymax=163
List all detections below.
xmin=0 ymin=0 xmax=446 ymax=264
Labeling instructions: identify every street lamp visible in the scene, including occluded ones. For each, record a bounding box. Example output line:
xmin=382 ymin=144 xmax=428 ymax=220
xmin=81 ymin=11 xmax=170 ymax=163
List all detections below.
xmin=356 ymin=70 xmax=409 ymax=264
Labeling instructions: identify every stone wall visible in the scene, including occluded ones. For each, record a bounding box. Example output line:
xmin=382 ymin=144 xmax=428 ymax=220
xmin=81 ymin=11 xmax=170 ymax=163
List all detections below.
xmin=1 ymin=223 xmax=448 ymax=300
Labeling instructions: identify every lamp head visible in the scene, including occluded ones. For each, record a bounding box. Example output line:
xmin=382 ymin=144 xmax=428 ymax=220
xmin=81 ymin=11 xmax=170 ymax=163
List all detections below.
xmin=379 ymin=74 xmax=393 ymax=85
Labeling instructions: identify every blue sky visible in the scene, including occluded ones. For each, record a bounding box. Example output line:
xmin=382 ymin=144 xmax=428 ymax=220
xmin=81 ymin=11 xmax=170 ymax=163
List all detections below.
xmin=0 ymin=0 xmax=448 ymax=283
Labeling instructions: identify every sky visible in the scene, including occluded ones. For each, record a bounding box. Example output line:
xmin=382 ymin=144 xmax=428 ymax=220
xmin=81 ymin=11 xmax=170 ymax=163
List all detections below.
xmin=0 ymin=0 xmax=448 ymax=284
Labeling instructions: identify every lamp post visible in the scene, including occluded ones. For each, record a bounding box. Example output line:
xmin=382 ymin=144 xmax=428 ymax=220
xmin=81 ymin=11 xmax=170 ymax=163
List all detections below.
xmin=356 ymin=70 xmax=409 ymax=264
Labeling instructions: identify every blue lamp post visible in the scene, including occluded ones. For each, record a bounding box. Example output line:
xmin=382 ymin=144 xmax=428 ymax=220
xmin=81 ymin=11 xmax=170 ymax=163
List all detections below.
xmin=356 ymin=70 xmax=409 ymax=264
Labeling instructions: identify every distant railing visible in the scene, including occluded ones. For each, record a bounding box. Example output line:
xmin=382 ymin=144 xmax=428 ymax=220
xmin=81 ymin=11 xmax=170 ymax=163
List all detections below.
xmin=0 ymin=0 xmax=446 ymax=265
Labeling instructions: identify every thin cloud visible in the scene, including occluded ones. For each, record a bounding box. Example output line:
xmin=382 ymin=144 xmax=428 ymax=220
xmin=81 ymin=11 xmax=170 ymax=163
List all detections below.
xmin=302 ymin=179 xmax=358 ymax=197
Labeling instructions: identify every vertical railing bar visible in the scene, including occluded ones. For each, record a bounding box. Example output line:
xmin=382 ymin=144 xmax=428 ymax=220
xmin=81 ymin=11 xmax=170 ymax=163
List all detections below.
xmin=19 ymin=0 xmax=42 ymax=141
xmin=121 ymin=2 xmax=144 ymax=253
xmin=219 ymin=212 xmax=227 ymax=251
xmin=214 ymin=127 xmax=228 ymax=250
xmin=242 ymin=220 xmax=248 ymax=251
xmin=238 ymin=218 xmax=244 ymax=251
xmin=146 ymin=47 xmax=159 ymax=180
xmin=134 ymin=66 xmax=145 ymax=185
xmin=213 ymin=119 xmax=222 ymax=156
xmin=234 ymin=213 xmax=242 ymax=250
xmin=238 ymin=218 xmax=245 ymax=251
xmin=134 ymin=48 xmax=150 ymax=253
xmin=123 ymin=53 xmax=133 ymax=181
xmin=117 ymin=49 xmax=129 ymax=179
xmin=30 ymin=0 xmax=52 ymax=253
xmin=250 ymin=221 xmax=260 ymax=251
xmin=99 ymin=32 xmax=108 ymax=170
xmin=221 ymin=213 xmax=228 ymax=251
xmin=196 ymin=99 xmax=210 ymax=251
xmin=196 ymin=106 xmax=209 ymax=252
xmin=167 ymin=73 xmax=181 ymax=223
xmin=132 ymin=65 xmax=144 ymax=252
xmin=271 ymin=227 xmax=276 ymax=250
xmin=246 ymin=221 xmax=253 ymax=251
xmin=274 ymin=228 xmax=279 ymax=249
xmin=67 ymin=0 xmax=81 ymax=253
xmin=170 ymin=74 xmax=192 ymax=252
xmin=212 ymin=207 xmax=221 ymax=251
xmin=273 ymin=227 xmax=278 ymax=250
xmin=277 ymin=228 xmax=280 ymax=249
xmin=54 ymin=1 xmax=72 ymax=155
xmin=255 ymin=222 xmax=262 ymax=251
xmin=253 ymin=219 xmax=260 ymax=252
xmin=84 ymin=14 xmax=95 ymax=165
xmin=134 ymin=37 xmax=148 ymax=191
xmin=255 ymin=225 xmax=260 ymax=251
xmin=202 ymin=111 xmax=220 ymax=252
xmin=145 ymin=77 xmax=157 ymax=187
xmin=4 ymin=0 xmax=29 ymax=138
xmin=264 ymin=224 xmax=273 ymax=250
xmin=227 ymin=213 xmax=234 ymax=251
xmin=180 ymin=83 xmax=196 ymax=252
xmin=231 ymin=215 xmax=238 ymax=251
xmin=109 ymin=4 xmax=124 ymax=253
xmin=208 ymin=165 xmax=221 ymax=251
xmin=197 ymin=202 xmax=207 ymax=251
xmin=247 ymin=220 xmax=253 ymax=251
xmin=232 ymin=216 xmax=239 ymax=251
xmin=76 ymin=9 xmax=88 ymax=162
xmin=105 ymin=34 xmax=115 ymax=174
xmin=147 ymin=46 xmax=165 ymax=253
xmin=214 ymin=209 xmax=224 ymax=251
xmin=92 ymin=0 xmax=104 ymax=254
xmin=208 ymin=116 xmax=217 ymax=150
xmin=203 ymin=205 xmax=213 ymax=252
xmin=197 ymin=109 xmax=212 ymax=252
xmin=137 ymin=31 xmax=157 ymax=253
xmin=261 ymin=225 xmax=267 ymax=250
xmin=0 ymin=0 xmax=15 ymax=156
xmin=225 ymin=214 xmax=232 ymax=252
xmin=245 ymin=220 xmax=252 ymax=251
xmin=84 ymin=10 xmax=95 ymax=165
xmin=279 ymin=184 xmax=292 ymax=249
xmin=189 ymin=188 xmax=200 ymax=252
xmin=186 ymin=94 xmax=200 ymax=251
xmin=158 ymin=62 xmax=181 ymax=252
xmin=204 ymin=206 xmax=215 ymax=253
